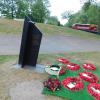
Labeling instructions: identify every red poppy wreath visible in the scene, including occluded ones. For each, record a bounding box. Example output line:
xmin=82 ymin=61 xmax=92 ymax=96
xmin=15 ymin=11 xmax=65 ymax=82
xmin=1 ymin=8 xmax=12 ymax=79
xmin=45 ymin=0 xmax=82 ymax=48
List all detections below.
xmin=66 ymin=63 xmax=80 ymax=71
xmin=87 ymin=83 xmax=100 ymax=100
xmin=59 ymin=66 xmax=66 ymax=75
xmin=82 ymin=63 xmax=96 ymax=71
xmin=57 ymin=58 xmax=69 ymax=64
xmin=62 ymin=77 xmax=84 ymax=91
xmin=43 ymin=78 xmax=61 ymax=92
xmin=79 ymin=72 xmax=99 ymax=83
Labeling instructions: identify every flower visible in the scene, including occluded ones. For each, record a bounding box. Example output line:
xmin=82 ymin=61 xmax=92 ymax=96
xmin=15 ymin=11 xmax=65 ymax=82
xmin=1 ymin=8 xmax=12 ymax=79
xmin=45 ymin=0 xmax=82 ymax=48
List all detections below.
xmin=43 ymin=78 xmax=61 ymax=92
xmin=62 ymin=77 xmax=84 ymax=91
xmin=82 ymin=63 xmax=96 ymax=71
xmin=79 ymin=72 xmax=99 ymax=83
xmin=59 ymin=66 xmax=66 ymax=75
xmin=87 ymin=83 xmax=100 ymax=100
xmin=66 ymin=63 xmax=80 ymax=71
xmin=57 ymin=58 xmax=69 ymax=64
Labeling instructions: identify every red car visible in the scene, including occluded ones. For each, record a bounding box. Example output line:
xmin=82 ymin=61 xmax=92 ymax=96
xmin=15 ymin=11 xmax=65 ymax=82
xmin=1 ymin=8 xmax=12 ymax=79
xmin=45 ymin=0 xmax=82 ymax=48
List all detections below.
xmin=72 ymin=23 xmax=98 ymax=33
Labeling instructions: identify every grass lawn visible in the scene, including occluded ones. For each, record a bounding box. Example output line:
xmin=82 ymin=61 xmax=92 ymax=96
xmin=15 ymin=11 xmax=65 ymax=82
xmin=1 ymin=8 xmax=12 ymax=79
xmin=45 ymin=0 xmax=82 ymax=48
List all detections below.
xmin=37 ymin=52 xmax=100 ymax=66
xmin=0 ymin=18 xmax=100 ymax=40
xmin=0 ymin=52 xmax=100 ymax=66
xmin=0 ymin=55 xmax=17 ymax=64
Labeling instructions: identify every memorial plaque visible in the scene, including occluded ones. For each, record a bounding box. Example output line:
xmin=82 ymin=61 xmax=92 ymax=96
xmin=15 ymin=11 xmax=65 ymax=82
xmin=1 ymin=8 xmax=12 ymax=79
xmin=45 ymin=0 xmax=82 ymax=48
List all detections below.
xmin=18 ymin=16 xmax=42 ymax=67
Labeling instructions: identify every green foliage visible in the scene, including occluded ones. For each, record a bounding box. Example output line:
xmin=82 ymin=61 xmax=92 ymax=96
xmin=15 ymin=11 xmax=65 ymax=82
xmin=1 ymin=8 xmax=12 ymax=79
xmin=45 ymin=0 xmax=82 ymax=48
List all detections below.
xmin=16 ymin=0 xmax=29 ymax=18
xmin=86 ymin=4 xmax=100 ymax=31
xmin=62 ymin=10 xmax=73 ymax=19
xmin=83 ymin=3 xmax=100 ymax=31
xmin=81 ymin=0 xmax=96 ymax=4
xmin=47 ymin=16 xmax=60 ymax=26
xmin=65 ymin=12 xmax=82 ymax=27
xmin=0 ymin=0 xmax=50 ymax=21
xmin=82 ymin=1 xmax=91 ymax=11
xmin=0 ymin=0 xmax=17 ymax=19
xmin=31 ymin=0 xmax=50 ymax=23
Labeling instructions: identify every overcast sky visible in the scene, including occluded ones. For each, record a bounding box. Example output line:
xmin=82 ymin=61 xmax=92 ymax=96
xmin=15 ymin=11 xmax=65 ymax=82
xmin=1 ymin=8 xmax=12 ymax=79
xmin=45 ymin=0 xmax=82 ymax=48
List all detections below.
xmin=49 ymin=0 xmax=100 ymax=25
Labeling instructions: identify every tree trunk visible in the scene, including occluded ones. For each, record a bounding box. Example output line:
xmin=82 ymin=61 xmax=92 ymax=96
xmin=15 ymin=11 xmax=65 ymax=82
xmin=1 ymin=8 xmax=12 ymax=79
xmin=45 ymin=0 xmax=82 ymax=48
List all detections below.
xmin=11 ymin=0 xmax=14 ymax=19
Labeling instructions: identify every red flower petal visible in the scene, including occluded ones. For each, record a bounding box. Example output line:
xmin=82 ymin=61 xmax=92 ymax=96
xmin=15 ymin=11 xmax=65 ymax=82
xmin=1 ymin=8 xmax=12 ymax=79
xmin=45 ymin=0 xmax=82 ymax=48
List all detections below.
xmin=87 ymin=83 xmax=100 ymax=100
xmin=66 ymin=63 xmax=80 ymax=71
xmin=79 ymin=72 xmax=99 ymax=83
xmin=43 ymin=78 xmax=61 ymax=92
xmin=82 ymin=63 xmax=96 ymax=71
xmin=57 ymin=58 xmax=69 ymax=64
xmin=62 ymin=77 xmax=84 ymax=91
xmin=59 ymin=66 xmax=66 ymax=75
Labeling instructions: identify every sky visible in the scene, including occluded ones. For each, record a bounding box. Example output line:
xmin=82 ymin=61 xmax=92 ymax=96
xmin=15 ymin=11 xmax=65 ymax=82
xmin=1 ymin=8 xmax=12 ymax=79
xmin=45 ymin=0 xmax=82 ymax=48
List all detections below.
xmin=49 ymin=0 xmax=100 ymax=25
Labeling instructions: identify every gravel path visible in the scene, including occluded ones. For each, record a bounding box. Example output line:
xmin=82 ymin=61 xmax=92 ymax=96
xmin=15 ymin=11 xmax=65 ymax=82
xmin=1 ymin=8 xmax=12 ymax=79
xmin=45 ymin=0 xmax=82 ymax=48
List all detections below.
xmin=0 ymin=34 xmax=100 ymax=55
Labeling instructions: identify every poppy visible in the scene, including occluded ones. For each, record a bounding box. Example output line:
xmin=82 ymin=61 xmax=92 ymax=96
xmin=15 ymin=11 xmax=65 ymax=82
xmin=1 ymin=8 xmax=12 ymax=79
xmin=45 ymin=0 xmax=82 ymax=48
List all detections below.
xmin=82 ymin=63 xmax=96 ymax=71
xmin=57 ymin=58 xmax=69 ymax=64
xmin=87 ymin=83 xmax=100 ymax=100
xmin=66 ymin=63 xmax=80 ymax=71
xmin=62 ymin=77 xmax=84 ymax=91
xmin=43 ymin=78 xmax=61 ymax=92
xmin=79 ymin=72 xmax=99 ymax=83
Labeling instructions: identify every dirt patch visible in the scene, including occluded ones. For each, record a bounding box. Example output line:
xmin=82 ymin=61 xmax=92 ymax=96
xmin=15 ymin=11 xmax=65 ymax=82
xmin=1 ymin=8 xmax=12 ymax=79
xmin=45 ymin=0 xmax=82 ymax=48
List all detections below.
xmin=0 ymin=61 xmax=64 ymax=100
xmin=9 ymin=80 xmax=63 ymax=100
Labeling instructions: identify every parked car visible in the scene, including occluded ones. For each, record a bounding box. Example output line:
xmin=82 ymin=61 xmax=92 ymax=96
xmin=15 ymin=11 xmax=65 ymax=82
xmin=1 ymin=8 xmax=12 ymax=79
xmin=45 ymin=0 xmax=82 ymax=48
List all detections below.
xmin=72 ymin=23 xmax=98 ymax=33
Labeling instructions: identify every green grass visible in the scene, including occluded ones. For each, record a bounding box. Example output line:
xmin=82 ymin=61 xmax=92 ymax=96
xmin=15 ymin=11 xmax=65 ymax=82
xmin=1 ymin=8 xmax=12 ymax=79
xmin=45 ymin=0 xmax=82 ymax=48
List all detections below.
xmin=0 ymin=55 xmax=17 ymax=64
xmin=38 ymin=52 xmax=100 ymax=66
xmin=0 ymin=18 xmax=100 ymax=40
xmin=0 ymin=52 xmax=100 ymax=66
xmin=0 ymin=18 xmax=23 ymax=34
xmin=37 ymin=23 xmax=100 ymax=40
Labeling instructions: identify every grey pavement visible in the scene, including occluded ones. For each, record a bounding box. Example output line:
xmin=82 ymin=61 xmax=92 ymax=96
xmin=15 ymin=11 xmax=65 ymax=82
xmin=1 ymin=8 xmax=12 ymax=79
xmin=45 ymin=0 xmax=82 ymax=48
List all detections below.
xmin=0 ymin=34 xmax=100 ymax=55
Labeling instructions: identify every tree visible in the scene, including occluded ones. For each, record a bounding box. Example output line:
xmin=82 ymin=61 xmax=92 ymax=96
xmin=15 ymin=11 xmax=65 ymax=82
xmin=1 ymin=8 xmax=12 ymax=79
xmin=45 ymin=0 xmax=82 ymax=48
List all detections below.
xmin=47 ymin=16 xmax=60 ymax=25
xmin=0 ymin=0 xmax=50 ymax=21
xmin=0 ymin=0 xmax=17 ymax=19
xmin=43 ymin=0 xmax=50 ymax=7
xmin=64 ymin=13 xmax=80 ymax=27
xmin=81 ymin=0 xmax=97 ymax=12
xmin=86 ymin=3 xmax=100 ymax=31
xmin=82 ymin=1 xmax=91 ymax=11
xmin=16 ymin=0 xmax=29 ymax=18
xmin=62 ymin=10 xmax=73 ymax=20
xmin=80 ymin=0 xmax=97 ymax=4
xmin=31 ymin=0 xmax=50 ymax=23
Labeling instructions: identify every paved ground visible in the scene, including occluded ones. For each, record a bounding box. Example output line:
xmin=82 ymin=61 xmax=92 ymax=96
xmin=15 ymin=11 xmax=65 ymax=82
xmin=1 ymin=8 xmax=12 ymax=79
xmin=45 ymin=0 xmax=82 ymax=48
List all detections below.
xmin=0 ymin=34 xmax=100 ymax=55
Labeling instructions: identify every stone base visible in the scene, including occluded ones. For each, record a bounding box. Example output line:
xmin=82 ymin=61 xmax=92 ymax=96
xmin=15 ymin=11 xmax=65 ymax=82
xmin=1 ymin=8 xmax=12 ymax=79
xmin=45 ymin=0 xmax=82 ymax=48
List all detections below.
xmin=13 ymin=64 xmax=45 ymax=73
